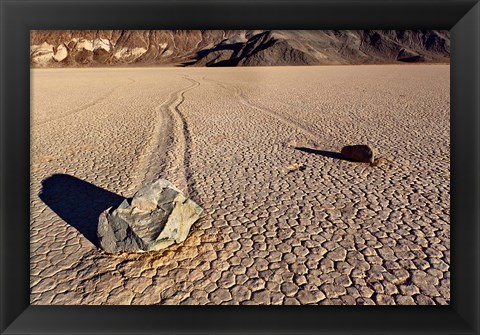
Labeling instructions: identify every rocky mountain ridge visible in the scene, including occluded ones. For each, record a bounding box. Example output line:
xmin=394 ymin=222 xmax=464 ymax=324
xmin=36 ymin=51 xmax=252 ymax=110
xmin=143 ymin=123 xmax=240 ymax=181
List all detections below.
xmin=30 ymin=30 xmax=450 ymax=67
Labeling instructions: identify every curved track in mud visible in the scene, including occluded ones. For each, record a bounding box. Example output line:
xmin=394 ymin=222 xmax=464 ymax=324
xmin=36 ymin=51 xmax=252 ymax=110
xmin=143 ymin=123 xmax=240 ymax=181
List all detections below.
xmin=136 ymin=76 xmax=200 ymax=196
xmin=33 ymin=78 xmax=137 ymax=127
xmin=204 ymin=77 xmax=321 ymax=142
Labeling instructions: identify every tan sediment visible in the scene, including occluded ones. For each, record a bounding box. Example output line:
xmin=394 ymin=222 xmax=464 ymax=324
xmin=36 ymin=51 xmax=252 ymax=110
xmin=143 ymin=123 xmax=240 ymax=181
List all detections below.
xmin=30 ymin=65 xmax=450 ymax=305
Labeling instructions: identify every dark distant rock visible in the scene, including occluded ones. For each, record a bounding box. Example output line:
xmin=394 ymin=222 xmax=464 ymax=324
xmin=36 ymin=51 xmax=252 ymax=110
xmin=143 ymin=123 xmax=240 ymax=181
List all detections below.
xmin=30 ymin=30 xmax=450 ymax=67
xmin=341 ymin=145 xmax=375 ymax=163
xmin=97 ymin=179 xmax=203 ymax=253
xmin=397 ymin=48 xmax=423 ymax=62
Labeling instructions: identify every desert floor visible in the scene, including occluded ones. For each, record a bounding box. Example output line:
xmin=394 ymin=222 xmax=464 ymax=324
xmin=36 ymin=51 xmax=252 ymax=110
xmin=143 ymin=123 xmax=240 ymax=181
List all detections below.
xmin=30 ymin=65 xmax=450 ymax=305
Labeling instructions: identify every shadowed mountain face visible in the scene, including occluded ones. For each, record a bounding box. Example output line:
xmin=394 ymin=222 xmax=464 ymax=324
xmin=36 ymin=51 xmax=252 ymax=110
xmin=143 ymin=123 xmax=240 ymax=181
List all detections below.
xmin=30 ymin=30 xmax=450 ymax=67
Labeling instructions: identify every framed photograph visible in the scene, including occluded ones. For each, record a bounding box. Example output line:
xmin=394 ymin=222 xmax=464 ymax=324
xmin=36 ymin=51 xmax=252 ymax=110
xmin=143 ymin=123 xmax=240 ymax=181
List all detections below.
xmin=1 ymin=0 xmax=479 ymax=334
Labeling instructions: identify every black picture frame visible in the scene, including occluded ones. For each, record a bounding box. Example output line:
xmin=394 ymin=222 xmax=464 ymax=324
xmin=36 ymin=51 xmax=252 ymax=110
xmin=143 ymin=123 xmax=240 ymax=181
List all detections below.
xmin=1 ymin=0 xmax=479 ymax=334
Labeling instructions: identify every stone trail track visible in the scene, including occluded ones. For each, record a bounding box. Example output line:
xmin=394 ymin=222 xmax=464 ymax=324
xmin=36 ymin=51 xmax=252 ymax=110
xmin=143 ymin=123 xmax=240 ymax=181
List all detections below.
xmin=30 ymin=65 xmax=450 ymax=305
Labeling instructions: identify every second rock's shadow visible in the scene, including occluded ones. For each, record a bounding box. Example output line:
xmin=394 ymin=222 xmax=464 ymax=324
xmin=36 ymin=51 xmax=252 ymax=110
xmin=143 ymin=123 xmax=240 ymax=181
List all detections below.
xmin=39 ymin=174 xmax=125 ymax=247
xmin=294 ymin=147 xmax=346 ymax=160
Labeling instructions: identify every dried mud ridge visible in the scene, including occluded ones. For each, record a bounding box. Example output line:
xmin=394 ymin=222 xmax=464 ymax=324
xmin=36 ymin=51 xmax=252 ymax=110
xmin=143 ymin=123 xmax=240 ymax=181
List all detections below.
xmin=30 ymin=66 xmax=450 ymax=305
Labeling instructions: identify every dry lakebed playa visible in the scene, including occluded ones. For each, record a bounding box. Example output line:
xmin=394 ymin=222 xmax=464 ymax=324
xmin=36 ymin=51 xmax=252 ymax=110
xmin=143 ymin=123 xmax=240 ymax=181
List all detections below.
xmin=30 ymin=65 xmax=450 ymax=305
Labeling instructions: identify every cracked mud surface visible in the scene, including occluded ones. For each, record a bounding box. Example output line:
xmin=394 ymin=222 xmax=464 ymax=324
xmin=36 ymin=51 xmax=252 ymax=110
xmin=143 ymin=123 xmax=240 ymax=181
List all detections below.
xmin=30 ymin=65 xmax=450 ymax=305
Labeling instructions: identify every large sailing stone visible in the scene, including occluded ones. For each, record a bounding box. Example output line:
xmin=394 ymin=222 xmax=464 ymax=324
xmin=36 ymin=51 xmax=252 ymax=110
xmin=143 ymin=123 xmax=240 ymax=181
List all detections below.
xmin=97 ymin=179 xmax=203 ymax=253
xmin=340 ymin=144 xmax=375 ymax=163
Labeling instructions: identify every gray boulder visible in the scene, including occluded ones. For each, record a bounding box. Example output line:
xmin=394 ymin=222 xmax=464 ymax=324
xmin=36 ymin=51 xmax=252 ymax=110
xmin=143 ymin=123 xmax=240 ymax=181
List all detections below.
xmin=341 ymin=144 xmax=375 ymax=163
xmin=97 ymin=179 xmax=203 ymax=253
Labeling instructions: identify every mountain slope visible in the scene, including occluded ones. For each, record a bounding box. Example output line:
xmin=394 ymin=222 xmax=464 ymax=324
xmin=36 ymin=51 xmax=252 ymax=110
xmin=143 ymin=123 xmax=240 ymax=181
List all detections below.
xmin=30 ymin=30 xmax=450 ymax=67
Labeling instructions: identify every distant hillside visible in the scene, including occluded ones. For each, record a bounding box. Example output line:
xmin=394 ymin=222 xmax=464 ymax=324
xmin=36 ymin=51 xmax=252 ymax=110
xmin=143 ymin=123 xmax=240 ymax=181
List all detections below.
xmin=30 ymin=30 xmax=450 ymax=67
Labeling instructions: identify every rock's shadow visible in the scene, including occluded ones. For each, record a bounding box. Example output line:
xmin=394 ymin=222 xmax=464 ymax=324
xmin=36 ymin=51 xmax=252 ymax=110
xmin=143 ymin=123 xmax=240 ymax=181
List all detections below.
xmin=39 ymin=174 xmax=125 ymax=247
xmin=294 ymin=147 xmax=347 ymax=161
